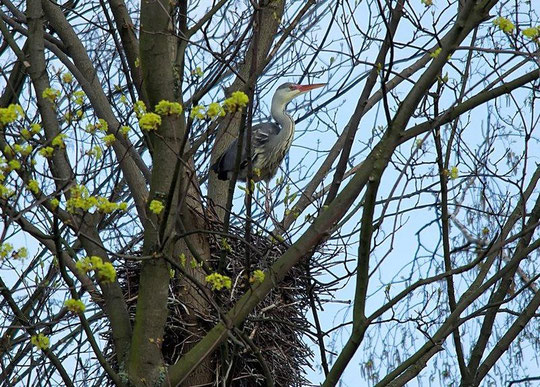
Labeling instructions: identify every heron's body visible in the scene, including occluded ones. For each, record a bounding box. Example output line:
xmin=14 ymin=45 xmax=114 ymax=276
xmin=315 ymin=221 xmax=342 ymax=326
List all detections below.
xmin=211 ymin=82 xmax=324 ymax=182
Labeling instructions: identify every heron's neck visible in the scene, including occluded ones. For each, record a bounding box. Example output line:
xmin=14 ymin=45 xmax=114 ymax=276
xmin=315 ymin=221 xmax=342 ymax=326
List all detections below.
xmin=271 ymin=101 xmax=295 ymax=144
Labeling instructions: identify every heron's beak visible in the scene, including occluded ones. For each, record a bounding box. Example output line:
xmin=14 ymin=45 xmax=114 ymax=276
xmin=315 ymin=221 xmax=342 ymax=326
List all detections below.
xmin=295 ymin=83 xmax=326 ymax=92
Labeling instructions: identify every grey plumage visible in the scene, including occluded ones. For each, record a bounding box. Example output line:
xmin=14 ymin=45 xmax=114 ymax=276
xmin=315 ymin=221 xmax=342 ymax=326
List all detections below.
xmin=211 ymin=122 xmax=281 ymax=181
xmin=211 ymin=82 xmax=325 ymax=182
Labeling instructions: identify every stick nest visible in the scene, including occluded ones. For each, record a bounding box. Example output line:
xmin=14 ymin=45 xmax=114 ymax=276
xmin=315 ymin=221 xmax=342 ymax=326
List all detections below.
xmin=106 ymin=220 xmax=318 ymax=386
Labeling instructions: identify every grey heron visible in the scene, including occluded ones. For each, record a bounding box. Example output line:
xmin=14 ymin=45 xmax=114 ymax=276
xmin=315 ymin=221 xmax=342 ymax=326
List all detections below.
xmin=211 ymin=82 xmax=325 ymax=183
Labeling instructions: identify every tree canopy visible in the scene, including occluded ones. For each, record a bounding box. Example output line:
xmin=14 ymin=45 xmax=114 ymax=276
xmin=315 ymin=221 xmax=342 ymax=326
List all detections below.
xmin=0 ymin=0 xmax=539 ymax=386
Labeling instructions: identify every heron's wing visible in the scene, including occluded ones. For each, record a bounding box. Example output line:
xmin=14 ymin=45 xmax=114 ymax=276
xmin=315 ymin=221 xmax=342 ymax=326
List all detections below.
xmin=251 ymin=122 xmax=280 ymax=149
xmin=211 ymin=122 xmax=280 ymax=180
xmin=239 ymin=122 xmax=280 ymax=168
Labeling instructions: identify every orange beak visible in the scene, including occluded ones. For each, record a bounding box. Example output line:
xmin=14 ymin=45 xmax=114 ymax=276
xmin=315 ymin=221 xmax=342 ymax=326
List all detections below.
xmin=295 ymin=83 xmax=326 ymax=92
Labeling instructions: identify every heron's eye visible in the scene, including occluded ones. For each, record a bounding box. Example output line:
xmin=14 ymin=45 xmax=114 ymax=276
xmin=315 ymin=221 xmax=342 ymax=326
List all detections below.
xmin=289 ymin=86 xmax=296 ymax=91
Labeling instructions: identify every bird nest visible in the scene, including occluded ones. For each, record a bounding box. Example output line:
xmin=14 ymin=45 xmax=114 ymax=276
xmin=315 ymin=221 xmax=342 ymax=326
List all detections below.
xmin=106 ymin=219 xmax=318 ymax=386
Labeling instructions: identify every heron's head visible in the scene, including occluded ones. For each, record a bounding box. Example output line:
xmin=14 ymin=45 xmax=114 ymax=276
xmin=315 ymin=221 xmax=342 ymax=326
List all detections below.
xmin=272 ymin=82 xmax=326 ymax=106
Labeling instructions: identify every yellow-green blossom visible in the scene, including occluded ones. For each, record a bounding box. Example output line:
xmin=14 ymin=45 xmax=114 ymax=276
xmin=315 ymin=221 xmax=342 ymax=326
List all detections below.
xmin=71 ymin=195 xmax=97 ymax=212
xmin=522 ymin=26 xmax=540 ymax=39
xmin=430 ymin=47 xmax=442 ymax=58
xmin=62 ymin=73 xmax=73 ymax=83
xmin=120 ymin=125 xmax=130 ymax=137
xmin=493 ymin=16 xmax=515 ymax=34
xmin=42 ymin=87 xmax=60 ymax=103
xmin=155 ymin=100 xmax=183 ymax=116
xmin=102 ymin=134 xmax=116 ymax=147
xmin=83 ymin=118 xmax=109 ymax=134
xmin=0 ymin=243 xmax=13 ymax=259
xmin=449 ymin=166 xmax=459 ymax=179
xmin=8 ymin=159 xmax=21 ymax=170
xmin=63 ymin=111 xmax=75 ymax=123
xmin=66 ymin=185 xmax=96 ymax=213
xmin=206 ymin=102 xmax=225 ymax=118
xmin=72 ymin=91 xmax=85 ymax=105
xmin=27 ymin=180 xmax=40 ymax=194
xmin=64 ymin=110 xmax=83 ymax=124
xmin=50 ymin=198 xmax=60 ymax=210
xmin=86 ymin=146 xmax=103 ymax=159
xmin=52 ymin=134 xmax=67 ymax=148
xmin=221 ymin=238 xmax=232 ymax=253
xmin=205 ymin=272 xmax=232 ymax=290
xmin=96 ymin=197 xmax=116 ymax=212
xmin=95 ymin=119 xmax=108 ymax=132
xmin=421 ymin=0 xmax=433 ymax=6
xmin=192 ymin=67 xmax=204 ymax=77
xmin=250 ymin=269 xmax=265 ymax=284
xmin=0 ymin=184 xmax=14 ymax=199
xmin=31 ymin=334 xmax=50 ymax=350
xmin=97 ymin=262 xmax=116 ymax=283
xmin=13 ymin=144 xmax=23 ymax=153
xmin=14 ymin=144 xmax=33 ymax=157
xmin=76 ymin=256 xmax=94 ymax=273
xmin=21 ymin=129 xmax=32 ymax=140
xmin=68 ymin=190 xmax=118 ymax=213
xmin=96 ymin=196 xmax=125 ymax=213
xmin=0 ymin=104 xmax=24 ymax=126
xmin=64 ymin=299 xmax=85 ymax=313
xmin=439 ymin=73 xmax=449 ymax=83
xmin=138 ymin=113 xmax=161 ymax=131
xmin=38 ymin=147 xmax=55 ymax=158
xmin=149 ymin=199 xmax=164 ymax=214
xmin=12 ymin=144 xmax=23 ymax=155
xmin=189 ymin=105 xmax=206 ymax=120
xmin=71 ymin=194 xmax=126 ymax=214
xmin=76 ymin=256 xmax=116 ymax=283
xmin=134 ymin=100 xmax=146 ymax=117
xmin=179 ymin=253 xmax=186 ymax=267
xmin=31 ymin=123 xmax=42 ymax=134
xmin=15 ymin=247 xmax=28 ymax=259
xmin=223 ymin=91 xmax=249 ymax=112
xmin=3 ymin=145 xmax=14 ymax=157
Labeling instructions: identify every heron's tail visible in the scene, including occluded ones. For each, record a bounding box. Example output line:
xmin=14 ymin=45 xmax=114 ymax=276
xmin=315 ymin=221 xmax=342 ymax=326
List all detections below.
xmin=210 ymin=155 xmax=230 ymax=180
